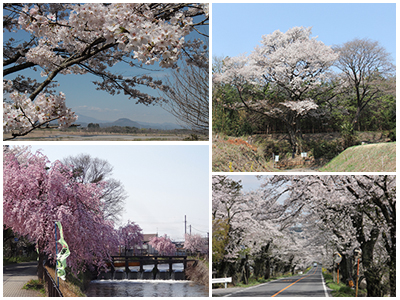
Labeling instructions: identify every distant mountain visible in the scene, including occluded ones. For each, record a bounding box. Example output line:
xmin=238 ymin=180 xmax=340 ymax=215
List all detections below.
xmin=102 ymin=118 xmax=141 ymax=128
xmin=73 ymin=114 xmax=183 ymax=130
xmin=74 ymin=114 xmax=107 ymax=125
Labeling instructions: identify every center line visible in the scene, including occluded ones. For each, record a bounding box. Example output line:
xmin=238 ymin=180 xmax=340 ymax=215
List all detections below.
xmin=271 ymin=267 xmax=318 ymax=297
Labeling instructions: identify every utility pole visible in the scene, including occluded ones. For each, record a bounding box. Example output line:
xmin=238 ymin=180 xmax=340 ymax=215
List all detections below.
xmin=189 ymin=225 xmax=191 ymax=235
xmin=184 ymin=215 xmax=187 ymax=237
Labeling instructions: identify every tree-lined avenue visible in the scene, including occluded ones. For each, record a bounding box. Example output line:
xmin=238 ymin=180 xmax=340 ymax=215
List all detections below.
xmin=225 ymin=265 xmax=328 ymax=297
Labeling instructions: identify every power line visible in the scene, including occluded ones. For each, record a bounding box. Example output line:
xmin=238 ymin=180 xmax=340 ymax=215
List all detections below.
xmin=191 ymin=225 xmax=208 ymax=233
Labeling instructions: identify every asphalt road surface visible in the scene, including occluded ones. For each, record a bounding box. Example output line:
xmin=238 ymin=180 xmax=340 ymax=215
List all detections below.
xmin=221 ymin=265 xmax=329 ymax=297
xmin=3 ymin=261 xmax=42 ymax=297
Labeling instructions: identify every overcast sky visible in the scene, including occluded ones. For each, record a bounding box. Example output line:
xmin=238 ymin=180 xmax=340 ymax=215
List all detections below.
xmin=29 ymin=145 xmax=209 ymax=241
xmin=213 ymin=3 xmax=396 ymax=61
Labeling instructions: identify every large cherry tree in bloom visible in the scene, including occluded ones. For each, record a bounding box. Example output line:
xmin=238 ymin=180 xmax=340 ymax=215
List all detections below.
xmin=3 ymin=3 xmax=209 ymax=139
xmin=183 ymin=233 xmax=208 ymax=255
xmin=214 ymin=27 xmax=338 ymax=154
xmin=149 ymin=235 xmax=177 ymax=256
xmin=118 ymin=220 xmax=144 ymax=256
xmin=3 ymin=147 xmax=119 ymax=279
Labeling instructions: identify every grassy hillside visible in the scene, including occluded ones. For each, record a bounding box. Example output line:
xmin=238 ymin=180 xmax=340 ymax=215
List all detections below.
xmin=320 ymin=142 xmax=396 ymax=172
xmin=212 ymin=135 xmax=274 ymax=172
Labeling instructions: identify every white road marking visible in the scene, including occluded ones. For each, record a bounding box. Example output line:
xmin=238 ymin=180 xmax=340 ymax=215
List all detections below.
xmin=321 ymin=267 xmax=329 ymax=297
xmin=222 ymin=279 xmax=280 ymax=297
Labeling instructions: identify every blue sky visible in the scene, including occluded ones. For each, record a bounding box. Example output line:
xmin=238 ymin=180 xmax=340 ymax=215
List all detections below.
xmin=29 ymin=145 xmax=209 ymax=241
xmin=3 ymin=7 xmax=208 ymax=124
xmin=227 ymin=175 xmax=263 ymax=192
xmin=212 ymin=3 xmax=396 ymax=62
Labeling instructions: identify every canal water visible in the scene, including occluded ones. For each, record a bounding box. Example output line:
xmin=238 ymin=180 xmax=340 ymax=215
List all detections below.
xmin=85 ymin=263 xmax=208 ymax=297
xmin=86 ymin=280 xmax=208 ymax=297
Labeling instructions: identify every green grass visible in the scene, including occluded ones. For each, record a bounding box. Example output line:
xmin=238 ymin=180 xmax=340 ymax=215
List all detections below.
xmin=323 ymin=271 xmax=367 ymax=297
xmin=23 ymin=279 xmax=45 ymax=296
xmin=320 ymin=142 xmax=396 ymax=172
xmin=3 ymin=256 xmax=37 ymax=265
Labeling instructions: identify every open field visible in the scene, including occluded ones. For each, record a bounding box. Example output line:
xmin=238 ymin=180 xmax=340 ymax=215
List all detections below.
xmin=4 ymin=129 xmax=208 ymax=141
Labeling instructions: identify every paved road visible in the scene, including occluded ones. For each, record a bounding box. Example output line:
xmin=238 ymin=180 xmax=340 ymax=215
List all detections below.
xmin=3 ymin=261 xmax=42 ymax=297
xmin=213 ymin=265 xmax=330 ymax=297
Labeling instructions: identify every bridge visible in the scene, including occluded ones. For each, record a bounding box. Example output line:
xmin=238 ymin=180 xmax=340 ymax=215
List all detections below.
xmin=97 ymin=255 xmax=197 ymax=280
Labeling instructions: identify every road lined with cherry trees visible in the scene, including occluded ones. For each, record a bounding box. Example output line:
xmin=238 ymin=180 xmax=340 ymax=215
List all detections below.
xmin=218 ymin=265 xmax=329 ymax=297
xmin=213 ymin=175 xmax=395 ymax=297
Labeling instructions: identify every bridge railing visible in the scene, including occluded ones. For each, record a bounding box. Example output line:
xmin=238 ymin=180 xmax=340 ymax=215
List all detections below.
xmin=43 ymin=267 xmax=63 ymax=297
xmin=109 ymin=255 xmax=195 ymax=272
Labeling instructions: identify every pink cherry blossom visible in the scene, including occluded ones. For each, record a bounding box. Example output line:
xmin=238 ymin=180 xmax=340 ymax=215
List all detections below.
xmin=149 ymin=235 xmax=176 ymax=256
xmin=3 ymin=147 xmax=119 ymax=276
xmin=183 ymin=233 xmax=208 ymax=254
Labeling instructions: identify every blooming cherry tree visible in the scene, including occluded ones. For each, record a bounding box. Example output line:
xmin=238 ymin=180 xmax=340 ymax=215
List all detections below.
xmin=214 ymin=27 xmax=338 ymax=154
xmin=183 ymin=233 xmax=208 ymax=255
xmin=212 ymin=175 xmax=305 ymax=282
xmin=263 ymin=175 xmax=396 ymax=296
xmin=118 ymin=220 xmax=144 ymax=256
xmin=3 ymin=147 xmax=119 ymax=279
xmin=212 ymin=174 xmax=395 ymax=294
xmin=149 ymin=235 xmax=176 ymax=256
xmin=3 ymin=3 xmax=209 ymax=139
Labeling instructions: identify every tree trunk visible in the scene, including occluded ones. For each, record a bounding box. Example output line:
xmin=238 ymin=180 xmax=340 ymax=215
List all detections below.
xmin=352 ymin=106 xmax=362 ymax=131
xmin=389 ymin=262 xmax=396 ymax=296
xmin=383 ymin=220 xmax=396 ymax=296
xmin=264 ymin=257 xmax=271 ymax=280
xmin=38 ymin=252 xmax=45 ymax=281
xmin=287 ymin=125 xmax=301 ymax=155
xmin=253 ymin=257 xmax=262 ymax=280
xmin=361 ymin=227 xmax=382 ymax=297
xmin=238 ymin=256 xmax=249 ymax=285
xmin=290 ymin=264 xmax=296 ymax=276
xmin=364 ymin=267 xmax=384 ymax=297
xmin=339 ymin=254 xmax=353 ymax=285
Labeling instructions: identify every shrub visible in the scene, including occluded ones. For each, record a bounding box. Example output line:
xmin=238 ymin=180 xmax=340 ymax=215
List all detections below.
xmin=338 ymin=286 xmax=354 ymax=295
xmin=260 ymin=140 xmax=292 ymax=160
xmin=184 ymin=134 xmax=199 ymax=141
xmin=388 ymin=129 xmax=396 ymax=141
xmin=340 ymin=122 xmax=359 ymax=148
xmin=308 ymin=140 xmax=343 ymax=159
xmin=323 ymin=272 xmax=333 ymax=281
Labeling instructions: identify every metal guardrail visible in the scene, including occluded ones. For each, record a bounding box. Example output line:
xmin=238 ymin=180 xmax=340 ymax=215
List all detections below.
xmin=212 ymin=277 xmax=232 ymax=288
xmin=43 ymin=267 xmax=63 ymax=297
